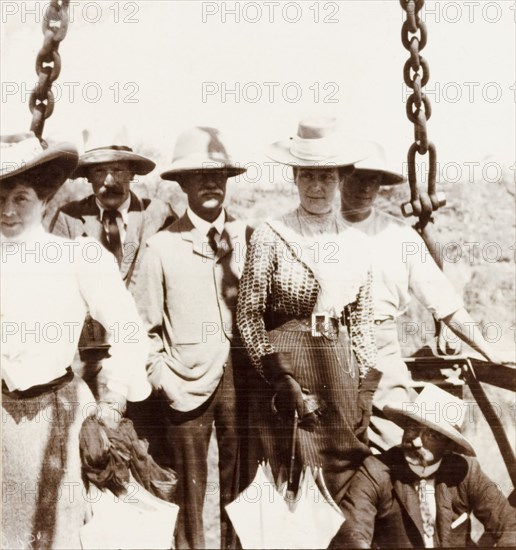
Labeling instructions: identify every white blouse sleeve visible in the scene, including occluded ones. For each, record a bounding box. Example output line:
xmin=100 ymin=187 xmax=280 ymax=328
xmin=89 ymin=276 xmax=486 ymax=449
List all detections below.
xmin=76 ymin=238 xmax=151 ymax=402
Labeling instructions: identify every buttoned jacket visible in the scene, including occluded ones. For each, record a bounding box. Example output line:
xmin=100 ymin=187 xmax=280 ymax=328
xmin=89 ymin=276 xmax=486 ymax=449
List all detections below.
xmin=339 ymin=446 xmax=516 ymax=548
xmin=134 ymin=212 xmax=253 ymax=411
xmin=50 ymin=191 xmax=177 ymax=291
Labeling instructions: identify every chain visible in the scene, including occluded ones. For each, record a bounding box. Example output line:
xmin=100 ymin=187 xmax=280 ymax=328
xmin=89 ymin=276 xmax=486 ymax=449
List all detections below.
xmin=29 ymin=0 xmax=71 ymax=140
xmin=400 ymin=0 xmax=461 ymax=355
xmin=399 ymin=0 xmax=445 ymax=230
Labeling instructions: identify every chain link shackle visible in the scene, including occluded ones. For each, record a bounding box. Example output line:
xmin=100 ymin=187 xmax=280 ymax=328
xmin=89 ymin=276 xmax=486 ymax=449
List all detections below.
xmin=29 ymin=0 xmax=71 ymax=139
xmin=400 ymin=0 xmax=462 ymax=356
xmin=400 ymin=0 xmax=445 ymax=230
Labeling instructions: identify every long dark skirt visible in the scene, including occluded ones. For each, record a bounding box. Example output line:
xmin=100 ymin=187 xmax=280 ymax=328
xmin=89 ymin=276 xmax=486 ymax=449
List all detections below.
xmin=2 ymin=376 xmax=95 ymax=549
xmin=248 ymin=326 xmax=371 ymax=503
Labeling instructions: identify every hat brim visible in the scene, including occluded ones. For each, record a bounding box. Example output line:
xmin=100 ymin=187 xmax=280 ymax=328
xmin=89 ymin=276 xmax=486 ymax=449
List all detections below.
xmin=383 ymin=405 xmax=476 ymax=457
xmin=73 ymin=149 xmax=155 ymax=178
xmin=352 ymin=168 xmax=406 ymax=186
xmin=161 ymin=164 xmax=246 ymax=181
xmin=267 ymin=139 xmax=366 ymax=168
xmin=0 ymin=141 xmax=79 ymax=199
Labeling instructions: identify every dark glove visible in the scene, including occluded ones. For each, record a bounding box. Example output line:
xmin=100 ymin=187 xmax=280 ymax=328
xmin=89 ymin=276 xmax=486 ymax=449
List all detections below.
xmin=261 ymin=352 xmax=295 ymax=382
xmin=355 ymin=368 xmax=383 ymax=442
xmin=262 ymin=353 xmax=325 ymax=427
xmin=262 ymin=352 xmax=304 ymax=419
xmin=273 ymin=374 xmax=305 ymax=418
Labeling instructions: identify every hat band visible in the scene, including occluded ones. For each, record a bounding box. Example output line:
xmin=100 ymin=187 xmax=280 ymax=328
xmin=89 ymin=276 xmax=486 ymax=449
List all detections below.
xmin=87 ymin=145 xmax=134 ymax=153
xmin=171 ymin=151 xmax=232 ymax=166
xmin=289 ymin=135 xmax=339 ymax=161
xmin=0 ymin=137 xmax=44 ymax=176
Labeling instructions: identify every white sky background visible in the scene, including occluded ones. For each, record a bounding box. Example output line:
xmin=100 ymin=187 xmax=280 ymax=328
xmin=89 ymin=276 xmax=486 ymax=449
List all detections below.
xmin=1 ymin=0 xmax=515 ymax=181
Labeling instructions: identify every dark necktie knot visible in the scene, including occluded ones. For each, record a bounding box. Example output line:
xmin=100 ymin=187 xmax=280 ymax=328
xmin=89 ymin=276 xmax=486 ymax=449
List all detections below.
xmin=103 ymin=209 xmax=120 ymax=223
xmin=103 ymin=209 xmax=123 ymax=267
xmin=207 ymin=226 xmax=220 ymax=254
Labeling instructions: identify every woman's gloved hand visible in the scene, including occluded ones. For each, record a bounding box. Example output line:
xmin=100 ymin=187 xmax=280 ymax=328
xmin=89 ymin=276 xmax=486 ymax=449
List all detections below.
xmin=261 ymin=351 xmax=305 ymax=417
xmin=273 ymin=374 xmax=305 ymax=418
xmin=262 ymin=352 xmax=323 ymax=428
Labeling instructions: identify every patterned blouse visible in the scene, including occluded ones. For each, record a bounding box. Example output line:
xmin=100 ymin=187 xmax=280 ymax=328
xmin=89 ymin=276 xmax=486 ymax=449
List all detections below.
xmin=237 ymin=209 xmax=377 ymax=381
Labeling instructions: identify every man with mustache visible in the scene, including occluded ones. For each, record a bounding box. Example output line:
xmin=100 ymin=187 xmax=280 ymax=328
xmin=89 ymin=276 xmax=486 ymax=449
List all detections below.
xmin=49 ymin=137 xmax=177 ymax=399
xmin=339 ymin=146 xmax=505 ymax=452
xmin=133 ymin=126 xmax=251 ymax=549
xmin=337 ymin=384 xmax=516 ymax=548
xmin=50 ymin=138 xmax=176 ymax=289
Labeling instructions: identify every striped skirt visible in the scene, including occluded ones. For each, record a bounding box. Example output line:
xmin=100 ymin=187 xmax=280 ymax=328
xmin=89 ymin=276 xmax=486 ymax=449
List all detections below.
xmin=2 ymin=375 xmax=95 ymax=550
xmin=248 ymin=325 xmax=371 ymax=502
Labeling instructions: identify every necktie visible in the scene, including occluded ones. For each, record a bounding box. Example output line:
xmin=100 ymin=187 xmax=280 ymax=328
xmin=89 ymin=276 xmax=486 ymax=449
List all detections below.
xmin=207 ymin=226 xmax=220 ymax=255
xmin=418 ymin=478 xmax=435 ymax=548
xmin=103 ymin=210 xmax=123 ymax=267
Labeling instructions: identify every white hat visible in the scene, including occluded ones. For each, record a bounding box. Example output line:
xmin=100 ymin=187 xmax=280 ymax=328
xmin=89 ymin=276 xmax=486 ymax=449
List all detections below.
xmin=161 ymin=126 xmax=246 ymax=180
xmin=267 ymin=117 xmax=366 ymax=168
xmin=1 ymin=132 xmax=78 ymax=199
xmin=384 ymin=384 xmax=476 ymax=457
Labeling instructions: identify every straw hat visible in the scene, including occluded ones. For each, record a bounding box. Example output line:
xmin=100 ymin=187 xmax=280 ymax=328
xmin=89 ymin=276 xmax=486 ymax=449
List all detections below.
xmin=73 ymin=127 xmax=155 ymax=178
xmin=0 ymin=132 xmax=78 ymax=199
xmin=267 ymin=117 xmax=366 ymax=168
xmin=384 ymin=384 xmax=476 ymax=457
xmin=161 ymin=126 xmax=246 ymax=180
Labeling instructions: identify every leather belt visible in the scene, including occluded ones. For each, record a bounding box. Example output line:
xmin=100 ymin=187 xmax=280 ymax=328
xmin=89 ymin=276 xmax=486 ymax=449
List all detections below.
xmin=273 ymin=314 xmax=340 ymax=338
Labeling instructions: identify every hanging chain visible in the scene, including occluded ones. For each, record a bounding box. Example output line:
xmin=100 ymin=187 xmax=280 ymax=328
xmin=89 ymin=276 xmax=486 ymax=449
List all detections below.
xmin=29 ymin=0 xmax=71 ymax=140
xmin=400 ymin=0 xmax=445 ymax=230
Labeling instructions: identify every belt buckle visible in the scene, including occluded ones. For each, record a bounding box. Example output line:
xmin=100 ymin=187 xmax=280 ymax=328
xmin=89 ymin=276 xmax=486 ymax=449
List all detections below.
xmin=311 ymin=313 xmax=331 ymax=338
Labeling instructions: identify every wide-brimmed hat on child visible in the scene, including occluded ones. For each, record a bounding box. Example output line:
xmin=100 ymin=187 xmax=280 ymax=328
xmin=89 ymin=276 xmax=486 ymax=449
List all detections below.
xmin=383 ymin=384 xmax=476 ymax=457
xmin=267 ymin=117 xmax=366 ymax=168
xmin=161 ymin=126 xmax=246 ymax=181
xmin=0 ymin=132 xmax=78 ymax=199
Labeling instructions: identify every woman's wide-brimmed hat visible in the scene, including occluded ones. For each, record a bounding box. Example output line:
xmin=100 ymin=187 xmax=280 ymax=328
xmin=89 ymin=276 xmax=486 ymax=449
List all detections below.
xmin=267 ymin=117 xmax=366 ymax=168
xmin=161 ymin=126 xmax=246 ymax=181
xmin=384 ymin=384 xmax=476 ymax=457
xmin=0 ymin=132 xmax=78 ymax=199
xmin=73 ymin=127 xmax=155 ymax=178
xmin=352 ymin=142 xmax=405 ymax=186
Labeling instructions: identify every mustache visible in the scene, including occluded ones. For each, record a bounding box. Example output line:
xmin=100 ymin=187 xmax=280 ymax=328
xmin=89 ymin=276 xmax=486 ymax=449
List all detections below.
xmin=99 ymin=188 xmax=125 ymax=196
xmin=402 ymin=445 xmax=428 ymax=461
xmin=200 ymin=190 xmax=224 ymax=197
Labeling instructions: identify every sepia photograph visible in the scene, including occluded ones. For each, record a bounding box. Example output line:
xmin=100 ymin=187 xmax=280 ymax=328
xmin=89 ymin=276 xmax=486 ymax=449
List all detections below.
xmin=1 ymin=1 xmax=515 ymax=548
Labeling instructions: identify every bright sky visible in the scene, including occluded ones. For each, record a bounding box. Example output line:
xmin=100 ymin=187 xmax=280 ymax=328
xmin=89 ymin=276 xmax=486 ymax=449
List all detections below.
xmin=1 ymin=1 xmax=515 ymax=181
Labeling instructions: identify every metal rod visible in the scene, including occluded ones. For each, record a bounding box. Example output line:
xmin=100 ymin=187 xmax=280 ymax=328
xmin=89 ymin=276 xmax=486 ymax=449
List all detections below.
xmin=288 ymin=410 xmax=298 ymax=491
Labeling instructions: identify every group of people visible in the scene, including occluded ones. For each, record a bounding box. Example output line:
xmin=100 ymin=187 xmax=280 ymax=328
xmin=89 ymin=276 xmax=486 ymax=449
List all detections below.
xmin=1 ymin=118 xmax=514 ymax=549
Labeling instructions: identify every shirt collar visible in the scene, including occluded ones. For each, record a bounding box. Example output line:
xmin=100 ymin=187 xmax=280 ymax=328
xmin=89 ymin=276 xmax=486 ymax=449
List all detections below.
xmin=187 ymin=207 xmax=225 ymax=236
xmin=407 ymin=459 xmax=443 ymax=479
xmin=96 ymin=194 xmax=131 ymax=226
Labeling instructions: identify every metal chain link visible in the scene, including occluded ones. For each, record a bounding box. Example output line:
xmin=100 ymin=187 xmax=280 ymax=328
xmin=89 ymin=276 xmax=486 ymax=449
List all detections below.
xmin=29 ymin=0 xmax=70 ymax=139
xmin=400 ymin=0 xmax=463 ymax=357
xmin=400 ymin=0 xmax=445 ymax=229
